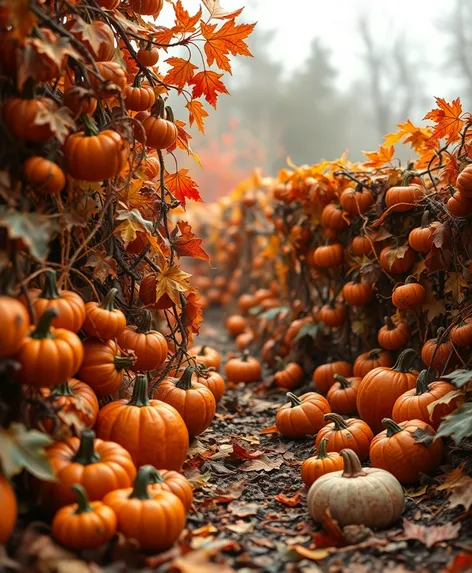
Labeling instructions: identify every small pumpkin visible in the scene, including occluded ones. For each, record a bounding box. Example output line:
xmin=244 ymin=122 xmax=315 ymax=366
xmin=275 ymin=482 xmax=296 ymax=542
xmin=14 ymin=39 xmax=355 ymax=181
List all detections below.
xmin=350 ymin=235 xmax=374 ymax=257
xmin=64 ymin=86 xmax=97 ymax=116
xmin=385 ymin=184 xmax=424 ymax=212
xmin=52 ymin=484 xmax=117 ymax=550
xmin=137 ymin=46 xmax=159 ymax=67
xmin=456 ymin=164 xmax=472 ymax=197
xmin=96 ymin=374 xmax=189 ymax=470
xmin=356 ymin=348 xmax=418 ymax=434
xmin=312 ymin=243 xmax=344 ymax=268
xmin=392 ymin=277 xmax=425 ymax=309
xmin=148 ymin=469 xmax=193 ymax=511
xmin=275 ymin=392 xmax=331 ymax=438
xmin=117 ymin=310 xmax=168 ymax=372
xmin=3 ymin=97 xmax=58 ymax=142
xmin=129 ymin=0 xmax=164 ymax=16
xmin=102 ymin=465 xmax=185 ymax=552
xmin=235 ymin=331 xmax=254 ymax=350
xmin=378 ymin=316 xmax=409 ymax=350
xmin=392 ymin=370 xmax=461 ymax=430
xmin=313 ymin=361 xmax=353 ymax=394
xmin=353 ymin=348 xmax=392 ymax=378
xmin=307 ymin=449 xmax=405 ymax=528
xmin=125 ymin=84 xmax=156 ymax=112
xmin=342 ymin=279 xmax=373 ymax=306
xmin=321 ymin=203 xmax=349 ymax=230
xmin=90 ymin=61 xmax=127 ymax=98
xmin=447 ymin=191 xmax=472 ymax=217
xmin=340 ymin=187 xmax=374 ymax=215
xmin=274 ymin=360 xmax=304 ymax=390
xmin=192 ymin=367 xmax=225 ymax=403
xmin=24 ymin=157 xmax=66 ymax=194
xmin=135 ymin=98 xmax=177 ymax=149
xmin=369 ymin=418 xmax=443 ymax=484
xmin=408 ymin=211 xmax=440 ymax=253
xmin=225 ymin=314 xmax=248 ymax=337
xmin=152 ymin=367 xmax=216 ymax=437
xmin=0 ymin=296 xmax=30 ymax=358
xmin=189 ymin=345 xmax=221 ymax=370
xmin=379 ymin=245 xmax=416 ymax=274
xmin=225 ymin=351 xmax=262 ymax=383
xmin=43 ymin=430 xmax=136 ymax=508
xmin=15 ymin=309 xmax=84 ymax=388
xmin=301 ymin=437 xmax=344 ymax=487
xmin=421 ymin=328 xmax=456 ymax=370
xmin=78 ymin=339 xmax=135 ymax=397
xmin=83 ymin=288 xmax=126 ymax=341
xmin=451 ymin=318 xmax=472 ymax=347
xmin=315 ymin=413 xmax=373 ymax=461
xmin=327 ymin=374 xmax=361 ymax=415
xmin=0 ymin=474 xmax=17 ymax=545
xmin=319 ymin=302 xmax=347 ymax=327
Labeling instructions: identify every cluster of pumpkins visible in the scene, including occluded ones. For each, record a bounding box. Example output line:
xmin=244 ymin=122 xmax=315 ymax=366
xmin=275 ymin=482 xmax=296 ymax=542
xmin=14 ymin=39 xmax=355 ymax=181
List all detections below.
xmin=0 ymin=270 xmax=229 ymax=551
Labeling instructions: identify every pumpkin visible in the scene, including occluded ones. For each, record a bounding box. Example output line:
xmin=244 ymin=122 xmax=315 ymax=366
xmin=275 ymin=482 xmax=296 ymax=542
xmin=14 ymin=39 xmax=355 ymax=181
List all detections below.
xmin=148 ymin=469 xmax=193 ymax=511
xmin=67 ymin=20 xmax=115 ymax=61
xmin=342 ymin=280 xmax=373 ymax=306
xmin=90 ymin=61 xmax=127 ymax=98
xmin=408 ymin=212 xmax=440 ymax=253
xmin=312 ymin=243 xmax=344 ymax=268
xmin=275 ymin=392 xmax=331 ymax=438
xmin=284 ymin=317 xmax=312 ymax=344
xmin=83 ymin=289 xmax=126 ymax=341
xmin=350 ymin=235 xmax=374 ymax=256
xmin=125 ymin=85 xmax=156 ymax=111
xmin=356 ymin=348 xmax=418 ymax=434
xmin=421 ymin=329 xmax=456 ymax=370
xmin=307 ymin=449 xmax=405 ymax=528
xmin=321 ymin=203 xmax=349 ymax=230
xmin=456 ymin=164 xmax=472 ymax=197
xmin=96 ymin=374 xmax=189 ymax=470
xmin=315 ymin=413 xmax=373 ymax=461
xmin=15 ymin=309 xmax=84 ymax=388
xmin=22 ymin=270 xmax=85 ymax=333
xmin=319 ymin=303 xmax=347 ymax=327
xmin=64 ymin=86 xmax=97 ymax=116
xmin=3 ymin=97 xmax=58 ymax=142
xmin=24 ymin=157 xmax=66 ymax=194
xmin=313 ymin=361 xmax=353 ymax=394
xmin=0 ymin=474 xmax=17 ymax=544
xmin=353 ymin=348 xmax=392 ymax=378
xmin=78 ymin=339 xmax=134 ymax=397
xmin=274 ymin=361 xmax=304 ymax=390
xmin=43 ymin=430 xmax=136 ymax=508
xmin=153 ymin=367 xmax=216 ymax=437
xmin=103 ymin=465 xmax=185 ymax=551
xmin=97 ymin=0 xmax=120 ymax=6
xmin=238 ymin=293 xmax=257 ymax=314
xmin=192 ymin=367 xmax=225 ymax=402
xmin=189 ymin=345 xmax=221 ymax=370
xmin=379 ymin=245 xmax=416 ymax=274
xmin=447 ymin=191 xmax=472 ymax=217
xmin=225 ymin=314 xmax=248 ymax=337
xmin=339 ymin=187 xmax=374 ymax=215
xmin=0 ymin=296 xmax=30 ymax=358
xmin=129 ymin=0 xmax=164 ymax=16
xmin=139 ymin=273 xmax=174 ymax=309
xmin=235 ymin=331 xmax=254 ymax=350
xmin=378 ymin=316 xmax=410 ymax=350
xmin=385 ymin=184 xmax=423 ymax=212
xmin=392 ymin=278 xmax=425 ymax=309
xmin=135 ymin=100 xmax=177 ymax=149
xmin=301 ymin=438 xmax=344 ymax=487
xmin=327 ymin=374 xmax=361 ymax=415
xmin=52 ymin=484 xmax=117 ymax=550
xmin=137 ymin=46 xmax=159 ymax=67
xmin=451 ymin=318 xmax=472 ymax=347
xmin=225 ymin=351 xmax=262 ymax=383
xmin=117 ymin=310 xmax=168 ymax=371
xmin=370 ymin=418 xmax=443 ymax=484
xmin=392 ymin=370 xmax=461 ymax=430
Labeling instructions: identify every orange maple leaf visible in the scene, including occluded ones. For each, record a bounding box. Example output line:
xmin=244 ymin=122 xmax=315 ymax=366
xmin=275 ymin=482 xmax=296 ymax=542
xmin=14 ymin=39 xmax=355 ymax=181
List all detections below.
xmin=383 ymin=119 xmax=432 ymax=152
xmin=163 ymin=57 xmax=197 ymax=88
xmin=189 ymin=70 xmax=229 ymax=108
xmin=201 ymin=19 xmax=255 ymax=73
xmin=171 ymin=221 xmax=210 ymax=261
xmin=423 ymin=97 xmax=464 ymax=144
xmin=362 ymin=145 xmax=395 ymax=169
xmin=153 ymin=27 xmax=179 ymax=50
xmin=414 ymin=138 xmax=441 ymax=170
xmin=165 ymin=168 xmax=202 ymax=205
xmin=173 ymin=0 xmax=202 ymax=33
xmin=440 ymin=153 xmax=459 ymax=186
xmin=186 ymin=100 xmax=208 ymax=133
xmin=181 ymin=289 xmax=204 ymax=341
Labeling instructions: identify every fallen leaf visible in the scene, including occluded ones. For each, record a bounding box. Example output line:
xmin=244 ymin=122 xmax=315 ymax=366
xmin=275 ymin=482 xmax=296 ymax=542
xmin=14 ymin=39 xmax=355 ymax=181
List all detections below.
xmin=259 ymin=425 xmax=279 ymax=434
xmin=231 ymin=442 xmax=264 ymax=460
xmin=405 ymin=484 xmax=428 ymax=498
xmin=211 ymin=478 xmax=246 ymax=503
xmin=438 ymin=465 xmax=472 ymax=491
xmin=400 ymin=518 xmax=460 ymax=547
xmin=427 ymin=390 xmax=464 ymax=419
xmin=290 ymin=545 xmax=330 ymax=561
xmin=114 ymin=207 xmax=153 ymax=246
xmin=412 ymin=425 xmax=436 ymax=446
xmin=228 ymin=501 xmax=261 ymax=517
xmin=274 ymin=490 xmax=301 ymax=507
xmin=170 ymin=541 xmax=237 ymax=573
xmin=191 ymin=524 xmax=218 ymax=537
xmin=85 ymin=250 xmax=117 ymax=283
xmin=239 ymin=455 xmax=283 ymax=472
xmin=225 ymin=520 xmax=254 ymax=534
xmin=448 ymin=482 xmax=472 ymax=512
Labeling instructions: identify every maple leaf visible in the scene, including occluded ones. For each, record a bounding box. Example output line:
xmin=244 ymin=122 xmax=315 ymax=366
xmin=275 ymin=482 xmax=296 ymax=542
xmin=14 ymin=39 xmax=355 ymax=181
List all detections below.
xmin=189 ymin=70 xmax=229 ymax=108
xmin=163 ymin=57 xmax=198 ymax=89
xmin=201 ymin=0 xmax=244 ymax=19
xmin=444 ymin=272 xmax=467 ymax=303
xmin=438 ymin=465 xmax=472 ymax=492
xmin=440 ymin=369 xmax=472 ymax=388
xmin=239 ymin=455 xmax=283 ymax=472
xmin=186 ymin=100 xmax=208 ymax=134
xmin=85 ymin=250 xmax=118 ymax=283
xmin=383 ymin=119 xmax=432 ymax=151
xmin=114 ymin=207 xmax=153 ymax=246
xmin=34 ymin=105 xmax=75 ymax=145
xmin=401 ymin=518 xmax=460 ymax=548
xmin=362 ymin=145 xmax=395 ymax=168
xmin=424 ymin=97 xmax=464 ymax=144
xmin=153 ymin=26 xmax=180 ymax=49
xmin=181 ymin=289 xmax=204 ymax=338
xmin=427 ymin=390 xmax=464 ymax=421
xmin=201 ymin=19 xmax=255 ymax=74
xmin=151 ymin=260 xmax=191 ymax=307
xmin=441 ymin=153 xmax=459 ymax=186
xmin=66 ymin=17 xmax=113 ymax=56
xmin=436 ymin=403 xmax=472 ymax=444
xmin=171 ymin=221 xmax=210 ymax=261
xmin=173 ymin=0 xmax=202 ymax=33
xmin=165 ymin=169 xmax=202 ymax=205
xmin=412 ymin=425 xmax=436 ymax=446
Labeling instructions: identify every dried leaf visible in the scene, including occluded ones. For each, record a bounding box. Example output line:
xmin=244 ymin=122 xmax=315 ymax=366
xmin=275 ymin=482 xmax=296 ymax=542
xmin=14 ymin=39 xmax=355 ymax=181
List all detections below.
xmin=225 ymin=520 xmax=254 ymax=534
xmin=426 ymin=390 xmax=464 ymax=419
xmin=171 ymin=221 xmax=210 ymax=261
xmin=114 ymin=207 xmax=153 ymax=246
xmin=85 ymin=250 xmax=118 ymax=283
xmin=412 ymin=425 xmax=436 ymax=447
xmin=33 ymin=106 xmax=75 ymax=145
xmin=240 ymin=455 xmax=283 ymax=472
xmin=201 ymin=19 xmax=255 ymax=73
xmin=274 ymin=490 xmax=301 ymax=507
xmin=440 ymin=369 xmax=472 ymax=388
xmin=151 ymin=261 xmax=191 ymax=307
xmin=201 ymin=0 xmax=244 ymax=19
xmin=401 ymin=518 xmax=460 ymax=547
xmin=290 ymin=545 xmax=330 ymax=561
xmin=437 ymin=465 xmax=472 ymax=492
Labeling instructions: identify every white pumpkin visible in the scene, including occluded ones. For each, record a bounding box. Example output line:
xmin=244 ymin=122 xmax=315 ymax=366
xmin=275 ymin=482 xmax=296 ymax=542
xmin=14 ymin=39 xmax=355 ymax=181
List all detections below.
xmin=307 ymin=448 xmax=405 ymax=528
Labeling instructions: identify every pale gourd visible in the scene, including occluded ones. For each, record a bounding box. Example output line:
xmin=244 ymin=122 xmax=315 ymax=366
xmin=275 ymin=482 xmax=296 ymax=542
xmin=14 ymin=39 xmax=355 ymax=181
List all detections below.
xmin=307 ymin=448 xmax=405 ymax=528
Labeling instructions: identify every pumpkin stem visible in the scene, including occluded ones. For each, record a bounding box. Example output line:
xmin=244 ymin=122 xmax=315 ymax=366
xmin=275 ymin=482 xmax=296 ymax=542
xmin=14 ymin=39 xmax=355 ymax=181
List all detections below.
xmin=316 ymin=437 xmax=329 ymax=459
xmin=31 ymin=308 xmax=58 ymax=340
xmin=402 ymin=171 xmax=417 ymax=186
xmin=275 ymin=356 xmax=286 ymax=372
xmin=324 ymin=412 xmax=348 ymax=430
xmin=404 ymin=275 xmax=417 ymax=285
xmin=129 ymin=465 xmax=160 ymax=500
xmin=72 ymin=484 xmax=94 ymax=515
xmin=384 ymin=316 xmax=395 ymax=330
xmin=340 ymin=449 xmax=367 ymax=478
xmin=114 ymin=352 xmax=136 ymax=370
xmin=175 ymin=366 xmax=195 ymax=390
xmin=415 ymin=369 xmax=431 ymax=395
xmin=72 ymin=430 xmax=101 ymax=465
xmin=165 ymin=105 xmax=175 ymax=123
xmin=82 ymin=114 xmax=100 ymax=137
xmin=52 ymin=380 xmax=74 ymax=396
xmin=241 ymin=350 xmax=250 ymax=363
xmin=152 ymin=96 xmax=165 ymax=119
xmin=382 ymin=417 xmax=404 ymax=437
xmin=286 ymin=392 xmax=302 ymax=408
xmin=148 ymin=469 xmax=165 ymax=484
xmin=436 ymin=327 xmax=446 ymax=339
xmin=40 ymin=270 xmax=61 ymax=300
xmin=200 ymin=345 xmax=208 ymax=356
xmin=368 ymin=348 xmax=382 ymax=359
xmin=392 ymin=348 xmax=416 ymax=373
xmin=101 ymin=288 xmax=119 ymax=311
xmin=137 ymin=309 xmax=153 ymax=333
xmin=128 ymin=374 xmax=150 ymax=407
xmin=333 ymin=374 xmax=351 ymax=389
xmin=420 ymin=210 xmax=430 ymax=228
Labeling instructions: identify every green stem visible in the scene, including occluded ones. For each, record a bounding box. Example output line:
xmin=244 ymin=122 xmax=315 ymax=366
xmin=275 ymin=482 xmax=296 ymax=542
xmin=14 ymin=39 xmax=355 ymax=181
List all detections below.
xmin=129 ymin=465 xmax=160 ymax=500
xmin=316 ymin=437 xmax=329 ymax=459
xmin=275 ymin=356 xmax=286 ymax=372
xmin=382 ymin=418 xmax=404 ymax=437
xmin=101 ymin=288 xmax=118 ymax=311
xmin=392 ymin=348 xmax=416 ymax=373
xmin=165 ymin=106 xmax=175 ymax=123
xmin=72 ymin=484 xmax=94 ymax=514
xmin=324 ymin=412 xmax=348 ymax=430
xmin=72 ymin=430 xmax=101 ymax=465
xmin=404 ymin=275 xmax=417 ymax=285
xmin=31 ymin=308 xmax=58 ymax=340
xmin=420 ymin=210 xmax=430 ymax=227
xmin=137 ymin=310 xmax=153 ymax=334
xmin=287 ymin=392 xmax=302 ymax=407
xmin=333 ymin=374 xmax=351 ymax=389
xmin=114 ymin=354 xmax=135 ymax=371
xmin=241 ymin=350 xmax=250 ymax=362
xmin=415 ymin=370 xmax=430 ymax=395
xmin=384 ymin=316 xmax=394 ymax=330
xmin=200 ymin=345 xmax=208 ymax=355
xmin=52 ymin=380 xmax=74 ymax=396
xmin=40 ymin=270 xmax=61 ymax=300
xmin=176 ymin=366 xmax=195 ymax=390
xmin=148 ymin=469 xmax=165 ymax=484
xmin=128 ymin=374 xmax=150 ymax=407
xmin=82 ymin=114 xmax=99 ymax=136
xmin=367 ymin=348 xmax=382 ymax=359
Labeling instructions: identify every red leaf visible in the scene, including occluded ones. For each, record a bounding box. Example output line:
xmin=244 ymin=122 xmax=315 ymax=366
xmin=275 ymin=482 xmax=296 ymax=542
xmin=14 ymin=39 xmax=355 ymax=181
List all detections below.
xmin=171 ymin=221 xmax=209 ymax=261
xmin=274 ymin=490 xmax=301 ymax=507
xmin=165 ymin=169 xmax=202 ymax=205
xmin=231 ymin=442 xmax=264 ymax=460
xmin=189 ymin=70 xmax=229 ymax=108
xmin=163 ymin=57 xmax=198 ymax=89
xmin=259 ymin=425 xmax=278 ymax=435
xmin=444 ymin=553 xmax=472 ymax=573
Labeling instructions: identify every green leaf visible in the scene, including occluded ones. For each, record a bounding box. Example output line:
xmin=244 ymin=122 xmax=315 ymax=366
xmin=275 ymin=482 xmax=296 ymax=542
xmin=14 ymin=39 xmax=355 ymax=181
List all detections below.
xmin=295 ymin=322 xmax=321 ymax=342
xmin=0 ymin=207 xmax=58 ymax=261
xmin=436 ymin=403 xmax=472 ymax=445
xmin=440 ymin=369 xmax=472 ymax=388
xmin=412 ymin=426 xmax=435 ymax=447
xmin=248 ymin=305 xmax=263 ymax=316
xmin=259 ymin=306 xmax=288 ymax=321
xmin=0 ymin=423 xmax=56 ymax=481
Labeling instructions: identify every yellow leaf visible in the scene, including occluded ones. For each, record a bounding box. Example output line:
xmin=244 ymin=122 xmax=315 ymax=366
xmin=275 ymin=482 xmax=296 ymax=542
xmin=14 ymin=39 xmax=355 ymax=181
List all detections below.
xmin=152 ymin=261 xmax=192 ymax=307
xmin=445 ymin=272 xmax=467 ymax=304
xmin=291 ymin=545 xmax=330 ymax=561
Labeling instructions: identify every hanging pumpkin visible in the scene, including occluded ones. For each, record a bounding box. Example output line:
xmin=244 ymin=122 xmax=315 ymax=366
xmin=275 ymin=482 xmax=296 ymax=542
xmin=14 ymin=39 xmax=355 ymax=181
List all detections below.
xmin=148 ymin=469 xmax=193 ymax=511
xmin=313 ymin=361 xmax=353 ymax=394
xmin=319 ymin=302 xmax=347 ymax=327
xmin=24 ymin=157 xmax=66 ymax=195
xmin=301 ymin=438 xmax=344 ymax=487
xmin=315 ymin=413 xmax=373 ymax=461
xmin=83 ymin=288 xmax=127 ymax=341
xmin=377 ymin=316 xmax=410 ymax=350
xmin=451 ymin=317 xmax=472 ymax=347
xmin=379 ymin=244 xmax=416 ymax=274
xmin=192 ymin=367 xmax=225 ymax=403
xmin=125 ymin=83 xmax=156 ymax=112
xmin=353 ymin=348 xmax=392 ymax=378
xmin=135 ymin=98 xmax=177 ymax=149
xmin=350 ymin=235 xmax=374 ymax=257
xmin=137 ymin=46 xmax=159 ymax=67
xmin=3 ymin=97 xmax=58 ymax=142
xmin=408 ymin=212 xmax=440 ymax=253
xmin=275 ymin=392 xmax=331 ymax=438
xmin=312 ymin=243 xmax=344 ymax=268
xmin=129 ymin=0 xmax=164 ymax=16
xmin=321 ymin=203 xmax=349 ymax=230
xmin=392 ymin=277 xmax=425 ymax=310
xmin=342 ymin=279 xmax=373 ymax=306
xmin=225 ymin=351 xmax=262 ymax=383
xmin=327 ymin=374 xmax=361 ymax=415
xmin=89 ymin=61 xmax=127 ymax=98
xmin=0 ymin=296 xmax=30 ymax=358
xmin=339 ymin=187 xmax=374 ymax=215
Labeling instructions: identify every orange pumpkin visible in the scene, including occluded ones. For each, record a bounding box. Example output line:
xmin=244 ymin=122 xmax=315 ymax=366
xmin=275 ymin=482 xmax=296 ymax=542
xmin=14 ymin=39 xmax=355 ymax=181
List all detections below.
xmin=225 ymin=314 xmax=248 ymax=337
xmin=378 ymin=316 xmax=410 ymax=350
xmin=321 ymin=204 xmax=349 ymax=230
xmin=275 ymin=392 xmax=331 ymax=438
xmin=342 ymin=280 xmax=373 ymax=306
xmin=312 ymin=243 xmax=344 ymax=268
xmin=83 ymin=288 xmax=127 ymax=341
xmin=90 ymin=61 xmax=127 ymax=98
xmin=379 ymin=245 xmax=416 ymax=274
xmin=125 ymin=85 xmax=156 ymax=112
xmin=24 ymin=157 xmax=66 ymax=194
xmin=225 ymin=351 xmax=262 ymax=383
xmin=353 ymin=348 xmax=392 ymax=378
xmin=350 ymin=235 xmax=374 ymax=257
xmin=447 ymin=191 xmax=472 ymax=217
xmin=3 ymin=97 xmax=58 ymax=142
xmin=192 ymin=367 xmax=225 ymax=402
xmin=0 ymin=296 xmax=30 ymax=358
xmin=339 ymin=187 xmax=374 ymax=215
xmin=392 ymin=278 xmax=425 ymax=310
xmin=421 ymin=329 xmax=457 ymax=370
xmin=135 ymin=100 xmax=177 ymax=149
xmin=319 ymin=303 xmax=347 ymax=327
xmin=137 ymin=46 xmax=159 ymax=67
xmin=313 ymin=361 xmax=353 ymax=394
xmin=129 ymin=0 xmax=164 ymax=16
xmin=451 ymin=318 xmax=472 ymax=347
xmin=327 ymin=374 xmax=361 ymax=415
xmin=148 ymin=469 xmax=193 ymax=511
xmin=456 ymin=164 xmax=472 ymax=197
xmin=316 ymin=413 xmax=373 ymax=461
xmin=274 ymin=361 xmax=304 ymax=390
xmin=408 ymin=213 xmax=440 ymax=253
xmin=385 ymin=184 xmax=423 ymax=212
xmin=301 ymin=437 xmax=344 ymax=487
xmin=0 ymin=474 xmax=17 ymax=545
xmin=188 ymin=345 xmax=221 ymax=370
